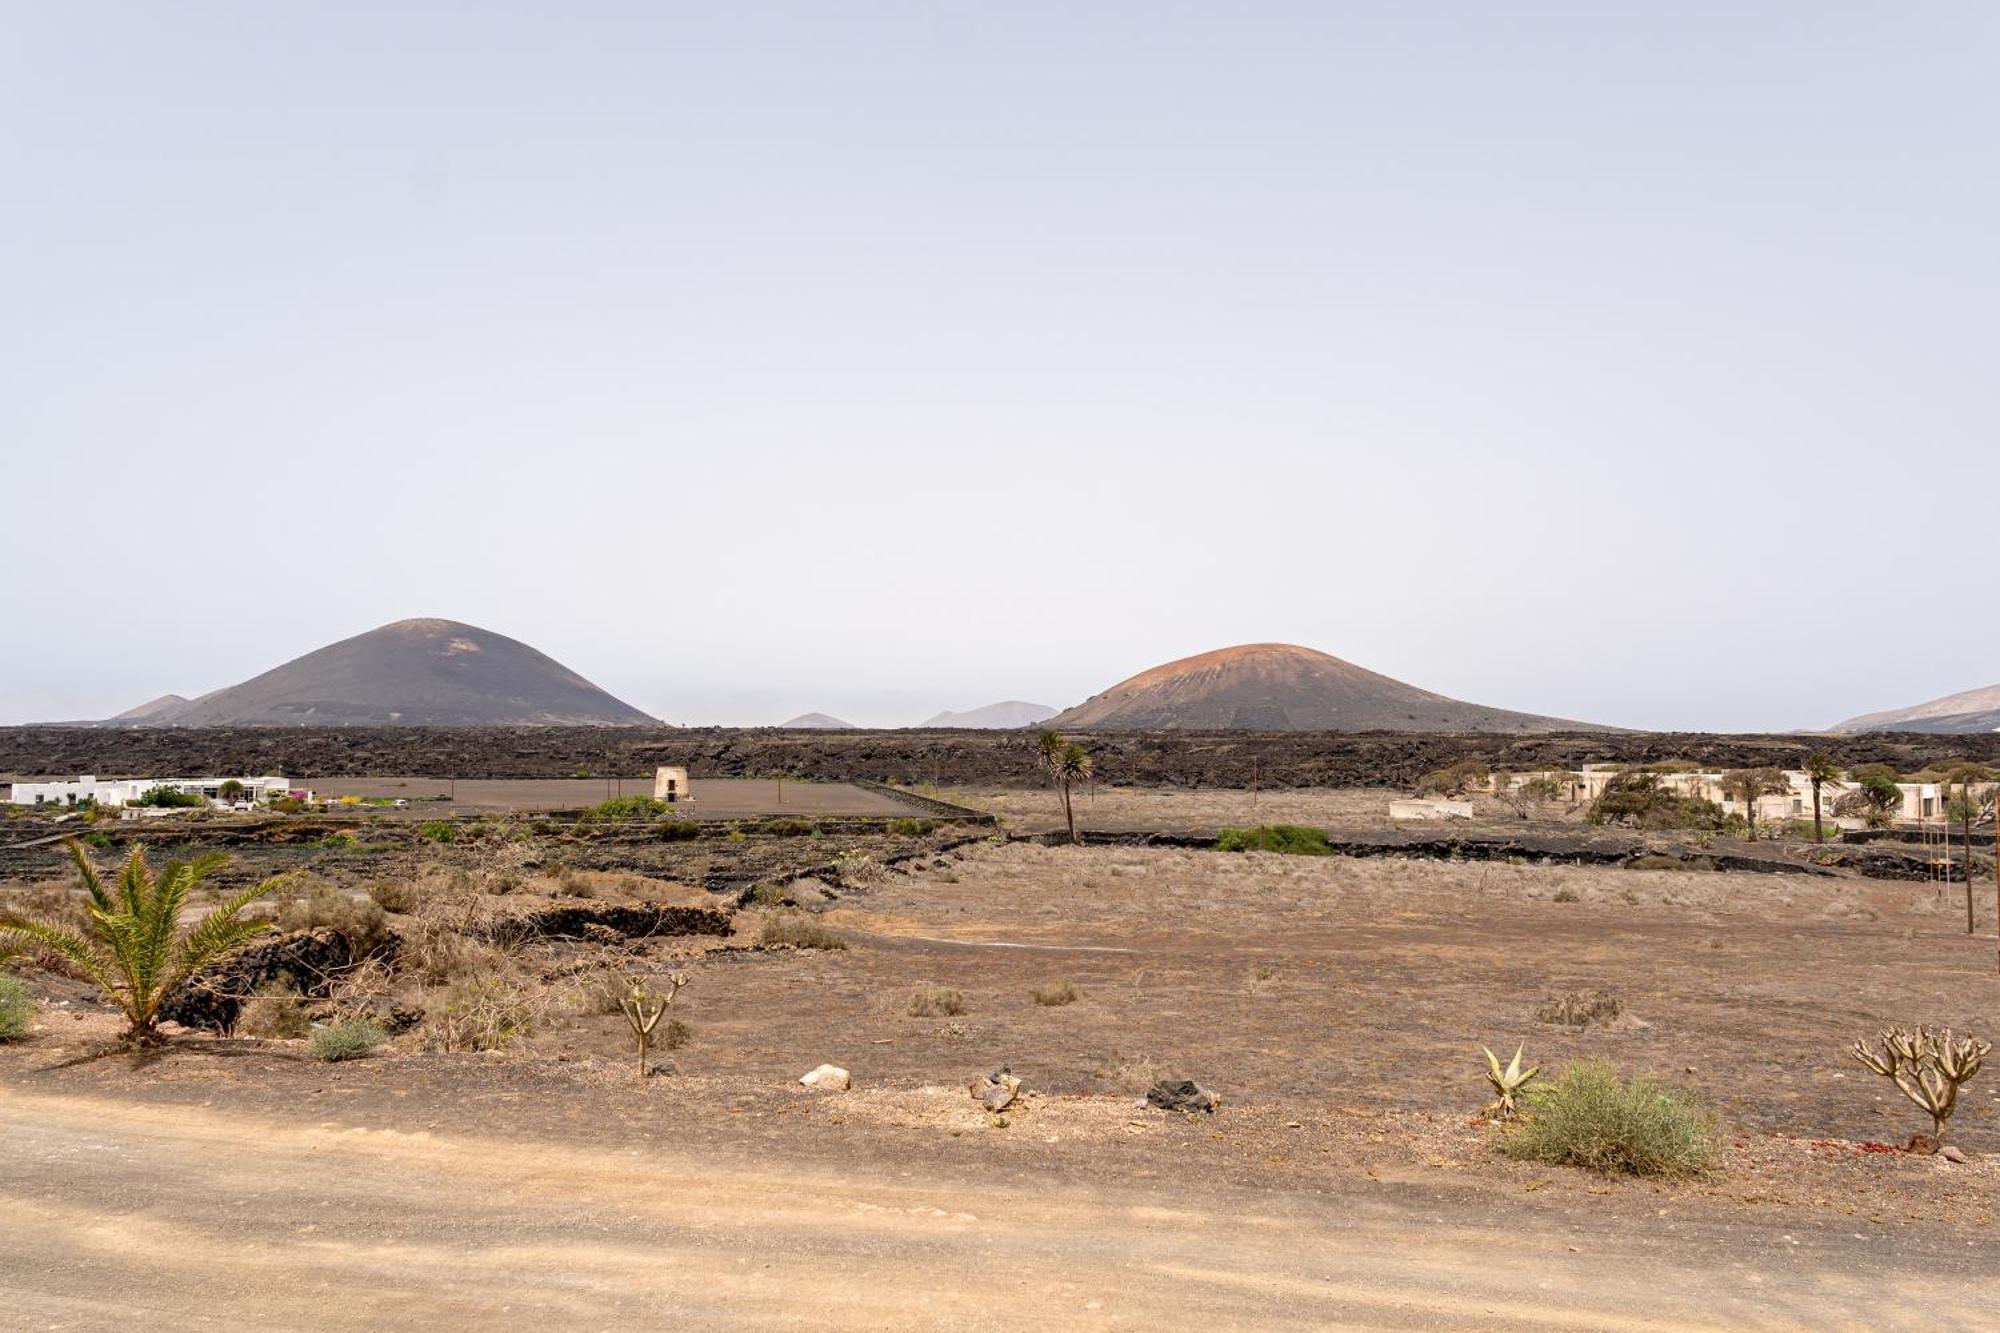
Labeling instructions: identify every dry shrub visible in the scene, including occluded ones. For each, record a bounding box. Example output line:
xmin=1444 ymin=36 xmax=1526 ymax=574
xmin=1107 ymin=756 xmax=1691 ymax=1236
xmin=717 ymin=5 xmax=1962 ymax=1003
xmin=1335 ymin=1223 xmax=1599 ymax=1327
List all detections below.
xmin=279 ymin=885 xmax=391 ymax=956
xmin=1503 ymin=1059 xmax=1718 ymax=1178
xmin=1536 ymin=989 xmax=1621 ymax=1026
xmin=1099 ymin=1053 xmax=1168 ymax=1091
xmin=1551 ymin=887 xmax=1580 ymax=903
xmin=909 ymin=985 xmax=966 ymax=1017
xmin=425 ymin=974 xmax=538 ymax=1052
xmin=759 ymin=912 xmax=846 ymax=951
xmin=366 ymin=879 xmax=417 ymax=913
xmin=1032 ymin=980 xmax=1082 ymax=1007
xmin=573 ymin=970 xmax=630 ymax=1016
xmin=238 ymin=979 xmax=311 ymax=1039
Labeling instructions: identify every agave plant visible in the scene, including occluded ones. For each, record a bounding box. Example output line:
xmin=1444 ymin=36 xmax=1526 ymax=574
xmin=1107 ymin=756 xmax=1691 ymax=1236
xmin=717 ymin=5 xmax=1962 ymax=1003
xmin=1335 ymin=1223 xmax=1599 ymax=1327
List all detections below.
xmin=1850 ymin=1026 xmax=1990 ymax=1148
xmin=0 ymin=839 xmax=285 ymax=1046
xmin=1482 ymin=1043 xmax=1540 ymax=1119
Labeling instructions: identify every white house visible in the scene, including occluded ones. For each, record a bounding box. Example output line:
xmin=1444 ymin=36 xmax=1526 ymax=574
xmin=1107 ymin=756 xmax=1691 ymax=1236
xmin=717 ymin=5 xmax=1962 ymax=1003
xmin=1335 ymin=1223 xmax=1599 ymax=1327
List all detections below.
xmin=7 ymin=774 xmax=293 ymax=809
xmin=1504 ymin=765 xmax=1966 ymax=827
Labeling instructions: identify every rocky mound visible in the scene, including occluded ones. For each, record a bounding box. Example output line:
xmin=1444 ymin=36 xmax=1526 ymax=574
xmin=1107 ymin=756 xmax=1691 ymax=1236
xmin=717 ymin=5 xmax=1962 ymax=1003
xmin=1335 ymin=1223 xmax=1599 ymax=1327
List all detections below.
xmin=1832 ymin=684 xmax=2000 ymax=734
xmin=1049 ymin=643 xmax=1596 ymax=733
xmin=155 ymin=619 xmax=657 ymax=727
xmin=919 ymin=701 xmax=1058 ymax=729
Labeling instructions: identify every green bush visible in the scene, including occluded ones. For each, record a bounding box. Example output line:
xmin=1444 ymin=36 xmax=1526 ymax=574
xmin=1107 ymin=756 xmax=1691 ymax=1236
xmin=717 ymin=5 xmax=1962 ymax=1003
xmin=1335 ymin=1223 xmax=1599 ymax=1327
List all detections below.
xmin=310 ymin=1017 xmax=387 ymax=1062
xmin=416 ymin=820 xmax=458 ymax=844
xmin=136 ymin=785 xmax=206 ymax=809
xmin=888 ymin=818 xmax=936 ymax=837
xmin=0 ymin=974 xmax=33 ymax=1041
xmin=1216 ymin=824 xmax=1332 ymax=855
xmin=1587 ymin=772 xmax=1728 ymax=832
xmin=583 ymin=796 xmax=668 ymax=822
xmin=657 ymin=818 xmax=701 ymax=841
xmin=760 ymin=818 xmax=815 ymax=837
xmin=1502 ymin=1059 xmax=1719 ymax=1178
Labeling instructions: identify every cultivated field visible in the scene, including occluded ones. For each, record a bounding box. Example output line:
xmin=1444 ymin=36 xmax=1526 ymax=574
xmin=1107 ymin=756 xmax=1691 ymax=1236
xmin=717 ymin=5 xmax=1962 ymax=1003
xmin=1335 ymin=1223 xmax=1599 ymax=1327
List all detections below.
xmin=2 ymin=788 xmax=1996 ymax=1328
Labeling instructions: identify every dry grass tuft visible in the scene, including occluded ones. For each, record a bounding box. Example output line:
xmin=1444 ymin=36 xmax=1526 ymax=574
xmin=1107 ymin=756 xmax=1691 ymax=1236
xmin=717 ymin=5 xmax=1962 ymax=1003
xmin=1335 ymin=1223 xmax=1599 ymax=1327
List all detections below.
xmin=1032 ymin=979 xmax=1083 ymax=1007
xmin=908 ymin=985 xmax=966 ymax=1017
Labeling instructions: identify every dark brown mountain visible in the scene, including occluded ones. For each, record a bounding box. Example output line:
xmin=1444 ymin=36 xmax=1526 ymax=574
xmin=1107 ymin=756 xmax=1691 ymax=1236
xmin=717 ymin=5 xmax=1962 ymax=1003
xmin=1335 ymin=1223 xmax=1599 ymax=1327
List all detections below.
xmin=1049 ymin=643 xmax=1597 ymax=733
xmin=155 ymin=619 xmax=657 ymax=727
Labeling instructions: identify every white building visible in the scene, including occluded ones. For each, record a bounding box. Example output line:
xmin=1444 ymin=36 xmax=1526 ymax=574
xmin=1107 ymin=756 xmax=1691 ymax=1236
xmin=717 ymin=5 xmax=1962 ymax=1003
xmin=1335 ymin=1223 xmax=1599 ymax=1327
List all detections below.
xmin=1514 ymin=765 xmax=1962 ymax=826
xmin=7 ymin=774 xmax=294 ymax=810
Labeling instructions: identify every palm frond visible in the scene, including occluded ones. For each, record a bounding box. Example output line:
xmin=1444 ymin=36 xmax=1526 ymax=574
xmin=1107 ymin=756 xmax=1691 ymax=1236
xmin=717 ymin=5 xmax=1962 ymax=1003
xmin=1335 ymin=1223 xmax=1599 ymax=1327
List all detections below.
xmin=0 ymin=919 xmax=120 ymax=999
xmin=63 ymin=839 xmax=114 ymax=916
xmin=172 ymin=874 xmax=285 ymax=978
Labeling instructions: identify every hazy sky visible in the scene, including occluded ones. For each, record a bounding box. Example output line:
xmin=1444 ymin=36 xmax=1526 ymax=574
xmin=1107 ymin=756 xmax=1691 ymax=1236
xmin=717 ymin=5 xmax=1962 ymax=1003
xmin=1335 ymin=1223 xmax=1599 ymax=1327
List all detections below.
xmin=3 ymin=4 xmax=1994 ymax=730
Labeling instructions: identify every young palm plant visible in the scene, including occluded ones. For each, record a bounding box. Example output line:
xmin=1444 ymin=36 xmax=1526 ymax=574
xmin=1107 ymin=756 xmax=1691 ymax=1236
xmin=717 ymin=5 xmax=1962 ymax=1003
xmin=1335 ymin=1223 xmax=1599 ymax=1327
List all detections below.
xmin=0 ymin=839 xmax=285 ymax=1047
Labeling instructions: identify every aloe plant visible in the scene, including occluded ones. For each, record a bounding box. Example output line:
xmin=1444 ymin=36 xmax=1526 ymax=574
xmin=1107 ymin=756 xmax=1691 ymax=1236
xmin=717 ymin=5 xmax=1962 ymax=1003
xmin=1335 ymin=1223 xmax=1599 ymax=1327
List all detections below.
xmin=1850 ymin=1026 xmax=1989 ymax=1148
xmin=1482 ymin=1043 xmax=1540 ymax=1119
xmin=0 ymin=840 xmax=284 ymax=1046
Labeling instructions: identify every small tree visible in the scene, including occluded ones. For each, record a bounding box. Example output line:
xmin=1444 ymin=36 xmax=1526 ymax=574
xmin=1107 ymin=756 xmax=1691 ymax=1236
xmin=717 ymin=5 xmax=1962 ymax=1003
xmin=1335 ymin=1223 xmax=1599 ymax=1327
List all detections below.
xmin=1801 ymin=752 xmax=1842 ymax=844
xmin=1720 ymin=768 xmax=1790 ymax=839
xmin=1036 ymin=730 xmax=1093 ymax=845
xmin=1850 ymin=1026 xmax=1989 ymax=1150
xmin=620 ymin=971 xmax=688 ymax=1077
xmin=0 ymin=841 xmax=285 ymax=1046
xmin=1494 ymin=771 xmax=1565 ymax=821
xmin=1939 ymin=765 xmax=1996 ymax=934
xmin=218 ymin=779 xmax=247 ymax=803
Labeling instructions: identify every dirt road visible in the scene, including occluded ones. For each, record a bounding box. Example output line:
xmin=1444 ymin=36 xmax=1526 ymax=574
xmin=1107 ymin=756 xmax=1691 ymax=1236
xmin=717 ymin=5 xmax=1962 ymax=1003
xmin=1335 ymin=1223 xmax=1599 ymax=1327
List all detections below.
xmin=1 ymin=1088 xmax=1985 ymax=1331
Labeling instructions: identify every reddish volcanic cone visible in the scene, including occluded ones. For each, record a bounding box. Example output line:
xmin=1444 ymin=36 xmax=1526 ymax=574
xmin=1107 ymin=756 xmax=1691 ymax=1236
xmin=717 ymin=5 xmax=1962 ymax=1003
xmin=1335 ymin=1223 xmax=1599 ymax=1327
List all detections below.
xmin=1049 ymin=643 xmax=1594 ymax=733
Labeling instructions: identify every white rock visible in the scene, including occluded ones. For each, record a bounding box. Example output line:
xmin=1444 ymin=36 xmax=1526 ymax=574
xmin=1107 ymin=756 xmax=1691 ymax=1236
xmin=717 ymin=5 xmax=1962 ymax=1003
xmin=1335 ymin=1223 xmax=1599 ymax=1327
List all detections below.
xmin=800 ymin=1064 xmax=850 ymax=1091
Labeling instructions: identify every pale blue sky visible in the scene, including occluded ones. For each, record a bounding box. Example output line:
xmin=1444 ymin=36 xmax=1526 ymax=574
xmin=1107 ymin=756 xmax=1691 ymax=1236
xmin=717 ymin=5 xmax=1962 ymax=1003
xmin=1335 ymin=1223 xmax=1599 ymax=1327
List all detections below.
xmin=3 ymin=3 xmax=1993 ymax=729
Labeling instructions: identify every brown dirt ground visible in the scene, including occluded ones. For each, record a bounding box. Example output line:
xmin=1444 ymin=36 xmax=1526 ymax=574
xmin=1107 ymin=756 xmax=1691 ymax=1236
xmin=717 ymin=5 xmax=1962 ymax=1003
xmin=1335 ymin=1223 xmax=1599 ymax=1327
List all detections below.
xmin=4 ymin=799 xmax=1998 ymax=1327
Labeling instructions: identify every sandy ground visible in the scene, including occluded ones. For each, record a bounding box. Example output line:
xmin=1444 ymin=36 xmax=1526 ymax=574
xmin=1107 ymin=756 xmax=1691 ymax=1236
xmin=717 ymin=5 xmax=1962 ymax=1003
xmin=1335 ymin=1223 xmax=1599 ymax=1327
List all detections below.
xmin=1 ymin=1085 xmax=1991 ymax=1332
xmin=6 ymin=820 xmax=2000 ymax=1329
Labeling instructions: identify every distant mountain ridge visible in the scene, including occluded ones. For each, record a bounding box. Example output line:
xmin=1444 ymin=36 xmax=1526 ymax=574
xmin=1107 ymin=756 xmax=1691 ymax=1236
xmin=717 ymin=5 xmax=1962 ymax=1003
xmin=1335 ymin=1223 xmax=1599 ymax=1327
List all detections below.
xmin=124 ymin=619 xmax=657 ymax=727
xmin=920 ymin=701 xmax=1058 ymax=729
xmin=779 ymin=712 xmax=857 ymax=729
xmin=1832 ymin=683 xmax=2000 ymax=734
xmin=1050 ymin=643 xmax=1599 ymax=733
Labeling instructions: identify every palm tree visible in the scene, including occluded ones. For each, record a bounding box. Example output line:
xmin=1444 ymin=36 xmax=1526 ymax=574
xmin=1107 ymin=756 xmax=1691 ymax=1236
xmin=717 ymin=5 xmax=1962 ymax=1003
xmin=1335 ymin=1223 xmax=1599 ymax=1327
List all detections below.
xmin=1036 ymin=730 xmax=1094 ymax=844
xmin=0 ymin=840 xmax=285 ymax=1046
xmin=1939 ymin=764 xmax=1996 ymax=935
xmin=1802 ymin=752 xmax=1843 ymax=844
xmin=1721 ymin=767 xmax=1790 ymax=839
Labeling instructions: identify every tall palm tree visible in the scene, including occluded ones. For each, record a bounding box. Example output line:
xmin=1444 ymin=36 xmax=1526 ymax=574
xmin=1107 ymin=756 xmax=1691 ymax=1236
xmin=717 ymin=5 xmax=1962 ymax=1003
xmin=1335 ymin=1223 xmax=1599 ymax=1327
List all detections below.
xmin=1036 ymin=730 xmax=1094 ymax=844
xmin=1802 ymin=752 xmax=1843 ymax=844
xmin=0 ymin=840 xmax=285 ymax=1046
